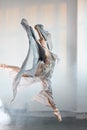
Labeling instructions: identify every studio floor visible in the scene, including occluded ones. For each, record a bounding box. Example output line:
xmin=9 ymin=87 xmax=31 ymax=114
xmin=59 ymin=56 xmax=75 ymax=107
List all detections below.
xmin=0 ymin=114 xmax=87 ymax=130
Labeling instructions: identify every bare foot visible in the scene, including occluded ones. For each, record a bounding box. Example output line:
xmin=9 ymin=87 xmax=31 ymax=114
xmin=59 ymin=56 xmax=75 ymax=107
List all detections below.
xmin=54 ymin=109 xmax=62 ymax=122
xmin=0 ymin=64 xmax=6 ymax=68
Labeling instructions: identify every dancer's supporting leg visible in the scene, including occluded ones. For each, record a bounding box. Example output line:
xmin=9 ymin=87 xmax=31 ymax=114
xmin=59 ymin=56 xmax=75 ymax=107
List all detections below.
xmin=42 ymin=80 xmax=62 ymax=122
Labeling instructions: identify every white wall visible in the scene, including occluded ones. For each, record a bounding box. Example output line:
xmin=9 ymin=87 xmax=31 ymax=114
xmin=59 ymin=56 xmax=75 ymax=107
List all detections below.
xmin=0 ymin=0 xmax=77 ymax=112
xmin=77 ymin=0 xmax=87 ymax=112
